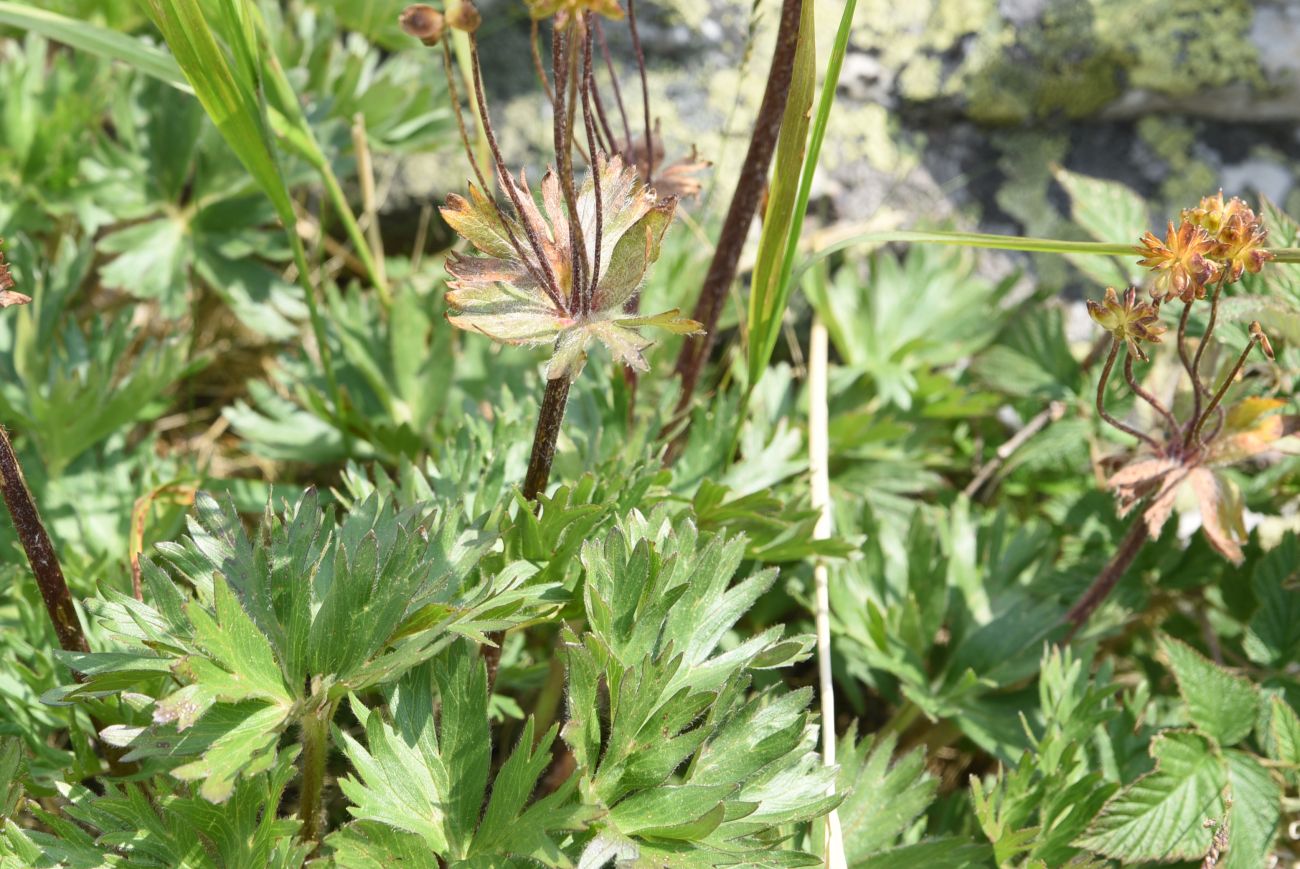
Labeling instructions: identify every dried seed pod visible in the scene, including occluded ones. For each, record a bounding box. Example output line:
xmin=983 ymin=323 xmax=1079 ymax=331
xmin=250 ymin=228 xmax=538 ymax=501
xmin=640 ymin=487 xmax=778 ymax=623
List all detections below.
xmin=446 ymin=0 xmax=481 ymax=32
xmin=399 ymin=4 xmax=445 ymax=45
xmin=1250 ymin=321 xmax=1275 ymax=360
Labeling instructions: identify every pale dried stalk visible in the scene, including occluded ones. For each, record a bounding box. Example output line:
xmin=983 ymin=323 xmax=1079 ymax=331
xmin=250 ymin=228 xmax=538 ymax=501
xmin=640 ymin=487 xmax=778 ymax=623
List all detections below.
xmin=808 ymin=316 xmax=847 ymax=869
xmin=351 ymin=113 xmax=388 ymax=292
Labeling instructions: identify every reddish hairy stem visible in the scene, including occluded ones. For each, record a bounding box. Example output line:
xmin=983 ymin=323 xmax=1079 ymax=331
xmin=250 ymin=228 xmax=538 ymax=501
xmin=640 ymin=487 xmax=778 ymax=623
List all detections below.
xmin=442 ymin=40 xmax=556 ymax=304
xmin=1192 ymin=275 xmax=1228 ymax=388
xmin=1123 ymin=351 xmax=1181 ymax=448
xmin=1190 ymin=334 xmax=1260 ymax=445
xmin=1064 ymin=514 xmax=1149 ymax=638
xmin=1188 ymin=274 xmax=1229 ymax=441
xmin=0 ymin=426 xmax=89 ymax=655
xmin=596 ymin=18 xmax=633 ymax=155
xmin=523 ymin=376 xmax=573 ymax=502
xmin=581 ymin=17 xmax=604 ymax=301
xmin=552 ymin=20 xmax=591 ymax=314
xmin=1175 ymin=299 xmax=1204 ymax=440
xmin=671 ymin=0 xmax=803 ymax=415
xmin=626 ymin=0 xmax=653 ymax=183
xmin=1096 ymin=338 xmax=1162 ymax=453
xmin=588 ymin=63 xmax=619 ymax=156
xmin=467 ymin=38 xmax=566 ymax=307
xmin=530 ymin=18 xmax=555 ymax=104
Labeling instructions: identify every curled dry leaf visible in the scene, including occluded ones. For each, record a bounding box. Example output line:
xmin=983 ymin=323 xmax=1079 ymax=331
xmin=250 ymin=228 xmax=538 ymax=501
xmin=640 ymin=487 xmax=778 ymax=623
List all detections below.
xmin=1104 ymin=396 xmax=1297 ymax=564
xmin=0 ymin=289 xmax=30 ymax=309
xmin=620 ymin=125 xmax=711 ymax=201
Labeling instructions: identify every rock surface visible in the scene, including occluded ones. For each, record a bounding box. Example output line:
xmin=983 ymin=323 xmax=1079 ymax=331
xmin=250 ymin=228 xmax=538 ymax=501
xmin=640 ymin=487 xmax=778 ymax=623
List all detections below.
xmin=395 ymin=0 xmax=1300 ymax=287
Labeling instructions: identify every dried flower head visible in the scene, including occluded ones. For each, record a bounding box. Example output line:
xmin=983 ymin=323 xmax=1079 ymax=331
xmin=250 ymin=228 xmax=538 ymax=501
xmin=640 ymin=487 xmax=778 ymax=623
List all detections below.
xmin=621 ymin=125 xmax=710 ymax=201
xmin=1217 ymin=214 xmax=1273 ymax=283
xmin=1136 ymin=221 xmax=1221 ymax=303
xmin=446 ymin=0 xmax=481 ymax=32
xmin=399 ymin=4 xmax=445 ymax=45
xmin=0 ymin=241 xmax=30 ymax=309
xmin=527 ymin=0 xmax=625 ymax=20
xmin=1086 ymin=286 xmax=1166 ymax=361
xmin=1180 ymin=191 xmax=1274 ymax=283
xmin=441 ymin=154 xmax=701 ymax=380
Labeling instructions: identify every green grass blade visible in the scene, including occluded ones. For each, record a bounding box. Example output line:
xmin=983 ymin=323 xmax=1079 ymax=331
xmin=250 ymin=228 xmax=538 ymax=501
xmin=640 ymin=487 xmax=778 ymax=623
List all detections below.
xmin=140 ymin=0 xmax=346 ymax=433
xmin=744 ymin=0 xmax=816 ymax=388
xmin=0 ymin=1 xmax=187 ymax=89
xmin=792 ymin=230 xmax=1142 ymax=287
xmin=140 ymin=0 xmax=294 ymax=224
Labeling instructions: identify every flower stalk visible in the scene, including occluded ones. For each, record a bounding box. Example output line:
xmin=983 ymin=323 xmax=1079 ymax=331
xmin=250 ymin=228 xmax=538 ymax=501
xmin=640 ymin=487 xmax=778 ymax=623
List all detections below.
xmin=1095 ymin=337 xmax=1162 ymax=454
xmin=1189 ymin=321 xmax=1270 ymax=445
xmin=672 ymin=0 xmax=803 ymax=414
xmin=523 ymin=376 xmax=573 ymax=500
xmin=1065 ymin=513 xmax=1149 ymax=637
xmin=1072 ymin=193 xmax=1285 ymax=628
xmin=296 ymin=698 xmax=334 ymax=850
xmin=0 ymin=426 xmax=90 ymax=655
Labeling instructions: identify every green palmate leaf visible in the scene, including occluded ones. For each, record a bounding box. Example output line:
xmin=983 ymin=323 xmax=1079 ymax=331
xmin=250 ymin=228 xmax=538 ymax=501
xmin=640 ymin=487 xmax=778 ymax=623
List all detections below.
xmin=1052 ymin=167 xmax=1150 ymax=244
xmin=1076 ymin=730 xmax=1226 ymax=862
xmin=22 ymin=750 xmax=309 ymax=868
xmin=562 ymin=512 xmax=832 ymax=865
xmin=0 ymin=739 xmax=22 ymax=820
xmin=335 ymin=702 xmax=453 ymax=852
xmin=1158 ymin=637 xmax=1258 ymax=747
xmin=1266 ymin=695 xmax=1300 ymax=768
xmin=54 ymin=488 xmax=548 ymax=804
xmin=854 ymin=838 xmax=993 ymax=869
xmin=334 ymin=645 xmax=590 ymax=864
xmin=836 ymin=733 xmax=937 ymax=862
xmin=1052 ymin=166 xmax=1148 ymax=286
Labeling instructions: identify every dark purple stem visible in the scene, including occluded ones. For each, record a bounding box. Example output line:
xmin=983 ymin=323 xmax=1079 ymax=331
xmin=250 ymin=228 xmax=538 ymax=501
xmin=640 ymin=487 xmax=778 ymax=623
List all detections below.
xmin=581 ymin=16 xmax=604 ymax=301
xmin=1123 ymin=351 xmax=1181 ymax=448
xmin=523 ymin=376 xmax=573 ymax=501
xmin=671 ymin=0 xmax=802 ymax=418
xmin=596 ymin=18 xmax=633 ymax=156
xmin=0 ymin=427 xmax=89 ymax=655
xmin=626 ymin=0 xmax=653 ymax=183
xmin=1064 ymin=514 xmax=1149 ymax=638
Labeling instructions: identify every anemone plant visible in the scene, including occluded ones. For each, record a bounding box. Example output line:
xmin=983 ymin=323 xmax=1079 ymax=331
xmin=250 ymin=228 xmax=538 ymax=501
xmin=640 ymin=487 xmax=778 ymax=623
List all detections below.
xmin=1069 ymin=194 xmax=1297 ymax=632
xmin=402 ymin=2 xmax=700 ymax=501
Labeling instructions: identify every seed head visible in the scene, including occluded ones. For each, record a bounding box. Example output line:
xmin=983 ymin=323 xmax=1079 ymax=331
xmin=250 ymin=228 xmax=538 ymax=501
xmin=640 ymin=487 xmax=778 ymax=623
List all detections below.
xmin=399 ymin=4 xmax=446 ymax=45
xmin=1250 ymin=321 xmax=1275 ymax=361
xmin=1087 ymin=286 xmax=1167 ymax=361
xmin=527 ymin=0 xmax=626 ymax=20
xmin=1135 ymin=221 xmax=1220 ymax=303
xmin=1181 ymin=192 xmax=1274 ymax=283
xmin=446 ymin=0 xmax=481 ymax=32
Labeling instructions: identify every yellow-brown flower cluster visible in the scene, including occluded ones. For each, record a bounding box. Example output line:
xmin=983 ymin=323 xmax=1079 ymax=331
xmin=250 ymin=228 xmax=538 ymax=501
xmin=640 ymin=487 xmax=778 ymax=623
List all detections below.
xmin=1134 ymin=193 xmax=1274 ymax=302
xmin=527 ymin=0 xmax=625 ymax=20
xmin=1086 ymin=286 xmax=1167 ymax=361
